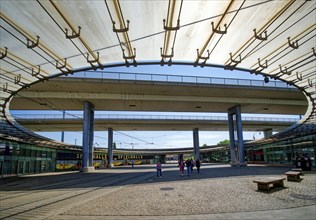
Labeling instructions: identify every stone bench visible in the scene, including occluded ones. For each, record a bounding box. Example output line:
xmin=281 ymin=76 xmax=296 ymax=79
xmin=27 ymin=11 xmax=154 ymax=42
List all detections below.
xmin=292 ymin=168 xmax=303 ymax=174
xmin=285 ymin=171 xmax=301 ymax=181
xmin=253 ymin=177 xmax=285 ymax=191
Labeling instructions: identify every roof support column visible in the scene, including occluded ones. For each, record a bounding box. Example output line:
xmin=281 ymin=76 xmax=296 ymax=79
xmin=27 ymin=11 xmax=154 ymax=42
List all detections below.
xmin=81 ymin=101 xmax=95 ymax=172
xmin=61 ymin=110 xmax=65 ymax=142
xmin=108 ymin=127 xmax=114 ymax=168
xmin=89 ymin=107 xmax=94 ymax=167
xmin=228 ymin=105 xmax=247 ymax=167
xmin=193 ymin=128 xmax=200 ymax=161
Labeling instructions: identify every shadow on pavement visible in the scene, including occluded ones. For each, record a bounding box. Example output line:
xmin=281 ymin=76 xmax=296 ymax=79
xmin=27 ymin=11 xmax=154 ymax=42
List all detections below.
xmin=1 ymin=163 xmax=313 ymax=192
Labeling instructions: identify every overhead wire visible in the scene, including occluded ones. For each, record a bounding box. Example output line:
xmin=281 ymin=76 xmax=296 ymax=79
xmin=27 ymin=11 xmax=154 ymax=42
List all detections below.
xmin=1 ymin=0 xmax=274 ymax=69
xmin=208 ymin=0 xmax=246 ymax=57
xmin=114 ymin=130 xmax=154 ymax=145
xmin=246 ymin=7 xmax=316 ymax=60
xmin=272 ymin=33 xmax=315 ymax=67
xmin=36 ymin=0 xmax=88 ymax=62
xmin=12 ymin=93 xmax=159 ymax=148
xmin=0 ymin=25 xmax=57 ymax=70
xmin=238 ymin=0 xmax=303 ymax=61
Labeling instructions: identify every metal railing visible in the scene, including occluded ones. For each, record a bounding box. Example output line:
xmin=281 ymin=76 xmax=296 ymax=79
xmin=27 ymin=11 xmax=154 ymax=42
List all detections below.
xmin=12 ymin=113 xmax=299 ymax=123
xmin=62 ymin=71 xmax=294 ymax=89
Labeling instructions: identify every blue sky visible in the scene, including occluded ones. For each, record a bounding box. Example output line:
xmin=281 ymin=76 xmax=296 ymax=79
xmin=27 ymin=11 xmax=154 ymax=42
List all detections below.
xmin=11 ymin=64 xmax=301 ymax=149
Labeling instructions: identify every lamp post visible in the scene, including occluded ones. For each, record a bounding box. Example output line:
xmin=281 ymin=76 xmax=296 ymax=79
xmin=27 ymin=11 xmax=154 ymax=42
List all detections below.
xmin=130 ymin=143 xmax=138 ymax=150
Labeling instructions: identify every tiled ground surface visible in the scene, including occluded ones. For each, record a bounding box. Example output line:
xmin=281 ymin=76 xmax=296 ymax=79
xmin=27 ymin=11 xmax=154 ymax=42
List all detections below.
xmin=1 ymin=164 xmax=315 ymax=220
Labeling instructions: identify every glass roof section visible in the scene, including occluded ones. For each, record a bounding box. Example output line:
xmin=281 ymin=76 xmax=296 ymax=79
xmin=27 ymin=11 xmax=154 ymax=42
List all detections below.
xmin=0 ymin=0 xmax=315 ymax=146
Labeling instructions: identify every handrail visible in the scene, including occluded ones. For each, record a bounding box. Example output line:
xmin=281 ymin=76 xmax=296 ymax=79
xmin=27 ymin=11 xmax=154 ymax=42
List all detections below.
xmin=62 ymin=70 xmax=295 ymax=89
xmin=12 ymin=113 xmax=299 ymax=123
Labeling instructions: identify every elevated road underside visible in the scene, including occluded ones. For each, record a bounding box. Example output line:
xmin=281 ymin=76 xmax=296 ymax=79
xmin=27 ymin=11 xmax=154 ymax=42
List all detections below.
xmin=11 ymin=77 xmax=306 ymax=115
xmin=15 ymin=117 xmax=294 ymax=132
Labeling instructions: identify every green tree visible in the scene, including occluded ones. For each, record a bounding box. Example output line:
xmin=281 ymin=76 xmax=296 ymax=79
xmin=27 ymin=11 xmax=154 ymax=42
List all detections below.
xmin=113 ymin=142 xmax=117 ymax=149
xmin=217 ymin=139 xmax=230 ymax=145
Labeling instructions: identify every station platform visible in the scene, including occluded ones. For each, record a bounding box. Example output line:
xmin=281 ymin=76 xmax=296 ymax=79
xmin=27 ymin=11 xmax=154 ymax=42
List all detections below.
xmin=0 ymin=164 xmax=315 ymax=219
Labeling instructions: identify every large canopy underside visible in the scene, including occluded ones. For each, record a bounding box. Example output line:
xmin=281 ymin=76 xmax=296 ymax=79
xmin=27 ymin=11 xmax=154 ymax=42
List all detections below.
xmin=0 ymin=0 xmax=315 ymax=146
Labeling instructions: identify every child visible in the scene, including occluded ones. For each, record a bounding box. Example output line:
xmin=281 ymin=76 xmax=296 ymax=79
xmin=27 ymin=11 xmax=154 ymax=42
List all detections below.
xmin=156 ymin=161 xmax=162 ymax=178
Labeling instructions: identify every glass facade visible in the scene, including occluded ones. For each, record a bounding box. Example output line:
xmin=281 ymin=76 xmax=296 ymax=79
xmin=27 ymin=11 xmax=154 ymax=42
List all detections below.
xmin=0 ymin=140 xmax=56 ymax=178
xmin=1 ymin=132 xmax=314 ymax=178
xmin=246 ymin=133 xmax=316 ymax=167
xmin=197 ymin=134 xmax=315 ymax=168
xmin=206 ymin=147 xmax=230 ymax=163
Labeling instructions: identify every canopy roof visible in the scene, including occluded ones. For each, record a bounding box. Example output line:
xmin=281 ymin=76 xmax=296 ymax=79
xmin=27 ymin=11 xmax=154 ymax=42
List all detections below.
xmin=0 ymin=0 xmax=315 ymax=146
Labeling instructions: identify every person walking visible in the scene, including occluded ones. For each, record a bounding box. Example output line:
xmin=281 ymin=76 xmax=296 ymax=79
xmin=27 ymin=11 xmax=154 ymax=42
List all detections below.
xmin=185 ymin=159 xmax=191 ymax=176
xmin=178 ymin=160 xmax=185 ymax=176
xmin=190 ymin=158 xmax=194 ymax=173
xmin=131 ymin=160 xmax=134 ymax=168
xmin=195 ymin=159 xmax=201 ymax=173
xmin=156 ymin=161 xmax=162 ymax=178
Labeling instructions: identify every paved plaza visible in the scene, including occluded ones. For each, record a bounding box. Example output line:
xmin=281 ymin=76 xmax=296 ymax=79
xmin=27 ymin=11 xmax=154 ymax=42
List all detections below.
xmin=0 ymin=164 xmax=315 ymax=219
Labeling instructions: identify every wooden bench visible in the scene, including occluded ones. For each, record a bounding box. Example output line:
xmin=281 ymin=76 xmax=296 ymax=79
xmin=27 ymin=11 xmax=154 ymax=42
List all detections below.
xmin=253 ymin=177 xmax=285 ymax=191
xmin=285 ymin=171 xmax=301 ymax=181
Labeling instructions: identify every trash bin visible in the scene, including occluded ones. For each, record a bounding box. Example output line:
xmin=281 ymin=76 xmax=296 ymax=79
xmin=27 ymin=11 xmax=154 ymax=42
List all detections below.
xmin=301 ymin=157 xmax=306 ymax=170
xmin=303 ymin=157 xmax=312 ymax=171
xmin=296 ymin=157 xmax=302 ymax=168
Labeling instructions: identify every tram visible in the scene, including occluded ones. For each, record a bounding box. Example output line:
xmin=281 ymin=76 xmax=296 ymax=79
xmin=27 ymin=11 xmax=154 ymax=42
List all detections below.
xmin=55 ymin=148 xmax=158 ymax=171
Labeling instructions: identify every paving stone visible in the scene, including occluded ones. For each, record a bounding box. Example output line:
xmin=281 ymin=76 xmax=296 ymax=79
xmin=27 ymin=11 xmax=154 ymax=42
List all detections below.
xmin=1 ymin=164 xmax=315 ymax=220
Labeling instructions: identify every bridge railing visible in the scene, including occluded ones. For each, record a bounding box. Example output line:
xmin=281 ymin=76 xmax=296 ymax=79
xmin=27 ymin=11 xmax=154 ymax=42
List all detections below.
xmin=64 ymin=71 xmax=294 ymax=89
xmin=12 ymin=114 xmax=299 ymax=123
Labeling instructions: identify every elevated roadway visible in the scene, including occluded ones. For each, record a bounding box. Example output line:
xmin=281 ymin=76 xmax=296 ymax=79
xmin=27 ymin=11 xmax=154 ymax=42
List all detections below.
xmin=14 ymin=113 xmax=296 ymax=132
xmin=11 ymin=76 xmax=306 ymax=115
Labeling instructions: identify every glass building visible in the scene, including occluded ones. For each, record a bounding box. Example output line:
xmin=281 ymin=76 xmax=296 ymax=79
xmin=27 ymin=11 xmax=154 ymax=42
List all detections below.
xmin=0 ymin=140 xmax=56 ymax=177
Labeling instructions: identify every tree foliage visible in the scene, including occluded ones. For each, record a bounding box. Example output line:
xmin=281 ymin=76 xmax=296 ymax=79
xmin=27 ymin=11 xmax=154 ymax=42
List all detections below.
xmin=217 ymin=139 xmax=230 ymax=145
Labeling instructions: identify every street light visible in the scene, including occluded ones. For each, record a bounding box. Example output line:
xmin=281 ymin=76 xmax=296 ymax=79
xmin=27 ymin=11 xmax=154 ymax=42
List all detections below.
xmin=130 ymin=143 xmax=138 ymax=149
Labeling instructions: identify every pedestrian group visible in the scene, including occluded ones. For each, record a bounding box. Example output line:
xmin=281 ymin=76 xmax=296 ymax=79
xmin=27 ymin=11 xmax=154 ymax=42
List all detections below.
xmin=156 ymin=158 xmax=201 ymax=179
xmin=180 ymin=158 xmax=200 ymax=177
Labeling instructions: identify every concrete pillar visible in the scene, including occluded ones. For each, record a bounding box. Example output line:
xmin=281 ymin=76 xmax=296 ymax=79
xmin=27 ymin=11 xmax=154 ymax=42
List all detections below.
xmin=108 ymin=127 xmax=114 ymax=168
xmin=81 ymin=101 xmax=95 ymax=172
xmin=88 ymin=108 xmax=94 ymax=167
xmin=228 ymin=113 xmax=236 ymax=164
xmin=235 ymin=105 xmax=245 ymax=165
xmin=228 ymin=105 xmax=246 ymax=166
xmin=193 ymin=128 xmax=200 ymax=161
xmin=61 ymin=132 xmax=65 ymax=142
xmin=61 ymin=110 xmax=65 ymax=142
xmin=263 ymin=129 xmax=273 ymax=138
